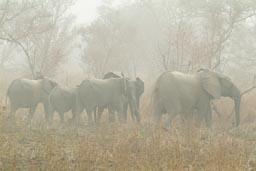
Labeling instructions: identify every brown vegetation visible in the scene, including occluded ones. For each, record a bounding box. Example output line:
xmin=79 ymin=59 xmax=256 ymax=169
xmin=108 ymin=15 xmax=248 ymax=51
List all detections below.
xmin=0 ymin=94 xmax=256 ymax=171
xmin=0 ymin=0 xmax=256 ymax=170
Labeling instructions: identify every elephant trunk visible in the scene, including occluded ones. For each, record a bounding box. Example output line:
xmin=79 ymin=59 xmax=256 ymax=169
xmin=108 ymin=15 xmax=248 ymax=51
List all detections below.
xmin=234 ymin=98 xmax=240 ymax=127
xmin=232 ymin=85 xmax=241 ymax=127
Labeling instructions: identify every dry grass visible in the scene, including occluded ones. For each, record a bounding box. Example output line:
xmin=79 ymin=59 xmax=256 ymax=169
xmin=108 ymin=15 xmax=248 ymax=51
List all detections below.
xmin=0 ymin=101 xmax=256 ymax=171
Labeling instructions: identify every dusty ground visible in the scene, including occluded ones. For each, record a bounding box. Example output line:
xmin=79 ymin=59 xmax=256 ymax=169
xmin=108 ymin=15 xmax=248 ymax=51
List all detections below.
xmin=0 ymin=108 xmax=256 ymax=171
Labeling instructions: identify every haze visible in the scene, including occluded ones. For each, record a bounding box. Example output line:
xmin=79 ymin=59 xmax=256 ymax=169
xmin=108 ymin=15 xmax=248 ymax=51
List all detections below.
xmin=0 ymin=0 xmax=256 ymax=170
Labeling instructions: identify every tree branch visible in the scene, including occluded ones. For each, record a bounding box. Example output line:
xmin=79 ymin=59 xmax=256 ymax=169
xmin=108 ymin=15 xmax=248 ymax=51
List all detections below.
xmin=0 ymin=33 xmax=35 ymax=78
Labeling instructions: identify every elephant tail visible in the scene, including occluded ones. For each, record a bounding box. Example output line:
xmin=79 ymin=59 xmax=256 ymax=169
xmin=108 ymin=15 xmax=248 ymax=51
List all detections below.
xmin=4 ymin=94 xmax=8 ymax=114
xmin=5 ymin=79 xmax=19 ymax=111
xmin=5 ymin=81 xmax=12 ymax=108
xmin=151 ymin=83 xmax=160 ymax=110
xmin=5 ymin=84 xmax=11 ymax=113
xmin=5 ymin=93 xmax=8 ymax=108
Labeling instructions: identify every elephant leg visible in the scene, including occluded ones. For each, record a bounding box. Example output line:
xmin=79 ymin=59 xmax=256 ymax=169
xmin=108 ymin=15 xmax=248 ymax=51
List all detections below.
xmin=7 ymin=104 xmax=18 ymax=126
xmin=47 ymin=105 xmax=54 ymax=123
xmin=86 ymin=108 xmax=93 ymax=125
xmin=96 ymin=107 xmax=104 ymax=123
xmin=129 ymin=101 xmax=140 ymax=123
xmin=47 ymin=110 xmax=54 ymax=124
xmin=9 ymin=104 xmax=18 ymax=119
xmin=153 ymin=104 xmax=163 ymax=123
xmin=71 ymin=111 xmax=77 ymax=124
xmin=108 ymin=107 xmax=115 ymax=123
xmin=27 ymin=105 xmax=37 ymax=122
xmin=59 ymin=112 xmax=64 ymax=123
xmin=93 ymin=107 xmax=97 ymax=123
xmin=198 ymin=102 xmax=211 ymax=128
xmin=136 ymin=98 xmax=141 ymax=121
xmin=205 ymin=105 xmax=212 ymax=128
xmin=117 ymin=104 xmax=126 ymax=124
xmin=164 ymin=112 xmax=178 ymax=128
xmin=164 ymin=102 xmax=180 ymax=128
xmin=134 ymin=110 xmax=140 ymax=123
xmin=124 ymin=102 xmax=129 ymax=121
xmin=43 ymin=102 xmax=51 ymax=122
xmin=71 ymin=111 xmax=81 ymax=126
xmin=72 ymin=102 xmax=83 ymax=125
xmin=137 ymin=100 xmax=140 ymax=111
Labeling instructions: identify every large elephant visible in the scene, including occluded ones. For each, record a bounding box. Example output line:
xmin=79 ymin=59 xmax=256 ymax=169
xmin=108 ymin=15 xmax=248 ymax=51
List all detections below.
xmin=103 ymin=72 xmax=144 ymax=122
xmin=6 ymin=78 xmax=58 ymax=121
xmin=48 ymin=86 xmax=82 ymax=123
xmin=77 ymin=77 xmax=134 ymax=124
xmin=152 ymin=69 xmax=241 ymax=127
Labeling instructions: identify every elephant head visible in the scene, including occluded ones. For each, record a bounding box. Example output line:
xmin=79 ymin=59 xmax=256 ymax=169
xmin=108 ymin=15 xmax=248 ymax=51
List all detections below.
xmin=41 ymin=78 xmax=58 ymax=116
xmin=103 ymin=72 xmax=128 ymax=96
xmin=103 ymin=71 xmax=143 ymax=122
xmin=198 ymin=69 xmax=241 ymax=126
xmin=124 ymin=79 xmax=141 ymax=122
xmin=103 ymin=72 xmax=144 ymax=98
xmin=42 ymin=78 xmax=58 ymax=95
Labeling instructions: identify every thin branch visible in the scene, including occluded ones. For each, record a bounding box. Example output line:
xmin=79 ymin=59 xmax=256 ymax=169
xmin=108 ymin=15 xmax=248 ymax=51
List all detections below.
xmin=240 ymin=86 xmax=256 ymax=96
xmin=0 ymin=0 xmax=9 ymax=25
xmin=0 ymin=33 xmax=35 ymax=78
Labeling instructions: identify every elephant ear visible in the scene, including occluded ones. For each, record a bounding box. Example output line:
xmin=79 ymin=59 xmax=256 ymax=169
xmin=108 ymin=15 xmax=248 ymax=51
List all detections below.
xmin=199 ymin=69 xmax=221 ymax=99
xmin=136 ymin=77 xmax=144 ymax=95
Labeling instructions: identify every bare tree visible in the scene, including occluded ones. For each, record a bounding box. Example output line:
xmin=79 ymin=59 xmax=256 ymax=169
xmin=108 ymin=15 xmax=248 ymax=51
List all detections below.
xmin=0 ymin=0 xmax=75 ymax=78
xmin=80 ymin=4 xmax=129 ymax=77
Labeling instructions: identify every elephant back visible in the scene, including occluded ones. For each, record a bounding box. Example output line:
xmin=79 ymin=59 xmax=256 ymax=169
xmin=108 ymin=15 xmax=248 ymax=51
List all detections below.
xmin=103 ymin=71 xmax=123 ymax=79
xmin=7 ymin=79 xmax=40 ymax=96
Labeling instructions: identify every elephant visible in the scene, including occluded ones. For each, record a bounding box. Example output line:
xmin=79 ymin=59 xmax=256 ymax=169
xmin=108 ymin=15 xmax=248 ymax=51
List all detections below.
xmin=77 ymin=77 xmax=136 ymax=124
xmin=152 ymin=69 xmax=241 ymax=127
xmin=6 ymin=78 xmax=58 ymax=121
xmin=103 ymin=71 xmax=144 ymax=122
xmin=48 ymin=86 xmax=82 ymax=123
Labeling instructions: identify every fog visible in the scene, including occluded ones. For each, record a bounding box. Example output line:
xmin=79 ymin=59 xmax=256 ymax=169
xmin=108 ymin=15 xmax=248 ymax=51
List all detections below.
xmin=1 ymin=0 xmax=256 ymax=88
xmin=0 ymin=0 xmax=256 ymax=170
xmin=71 ymin=0 xmax=102 ymax=24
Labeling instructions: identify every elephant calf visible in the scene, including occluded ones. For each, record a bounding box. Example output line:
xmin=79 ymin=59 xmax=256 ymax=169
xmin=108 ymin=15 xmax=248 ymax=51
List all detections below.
xmin=48 ymin=86 xmax=82 ymax=123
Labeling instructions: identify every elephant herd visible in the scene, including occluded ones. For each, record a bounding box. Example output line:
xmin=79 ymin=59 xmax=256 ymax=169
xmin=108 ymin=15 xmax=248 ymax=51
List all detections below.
xmin=5 ymin=69 xmax=241 ymax=127
xmin=6 ymin=71 xmax=144 ymax=125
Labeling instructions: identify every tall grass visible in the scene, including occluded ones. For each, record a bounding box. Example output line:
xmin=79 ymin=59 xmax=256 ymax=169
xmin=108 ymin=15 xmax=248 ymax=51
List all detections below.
xmin=0 ymin=95 xmax=255 ymax=171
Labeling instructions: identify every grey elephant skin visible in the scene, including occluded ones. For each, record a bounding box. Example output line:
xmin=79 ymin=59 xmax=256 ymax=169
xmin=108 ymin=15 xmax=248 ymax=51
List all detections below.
xmin=77 ymin=77 xmax=129 ymax=124
xmin=6 ymin=78 xmax=58 ymax=121
xmin=103 ymin=72 xmax=144 ymax=122
xmin=48 ymin=86 xmax=82 ymax=123
xmin=152 ymin=69 xmax=241 ymax=127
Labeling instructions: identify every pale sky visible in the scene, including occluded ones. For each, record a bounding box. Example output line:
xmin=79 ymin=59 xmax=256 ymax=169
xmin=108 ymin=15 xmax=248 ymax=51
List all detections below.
xmin=71 ymin=0 xmax=103 ymax=24
xmin=71 ymin=0 xmax=129 ymax=24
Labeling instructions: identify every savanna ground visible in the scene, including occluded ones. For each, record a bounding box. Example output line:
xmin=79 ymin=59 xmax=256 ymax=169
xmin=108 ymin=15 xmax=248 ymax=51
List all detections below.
xmin=0 ymin=98 xmax=256 ymax=171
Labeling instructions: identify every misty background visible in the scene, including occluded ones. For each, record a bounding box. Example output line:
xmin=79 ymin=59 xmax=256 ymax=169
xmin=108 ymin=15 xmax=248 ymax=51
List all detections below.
xmin=0 ymin=0 xmax=256 ymax=112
